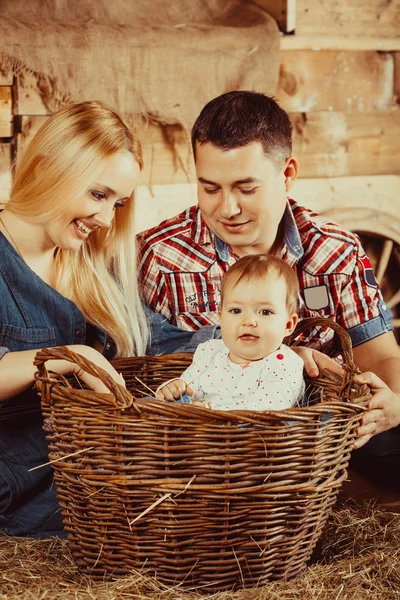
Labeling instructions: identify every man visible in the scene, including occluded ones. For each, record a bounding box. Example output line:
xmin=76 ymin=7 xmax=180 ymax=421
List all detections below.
xmin=139 ymin=91 xmax=400 ymax=491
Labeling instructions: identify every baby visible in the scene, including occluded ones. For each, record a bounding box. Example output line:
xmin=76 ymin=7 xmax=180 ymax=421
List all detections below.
xmin=157 ymin=254 xmax=305 ymax=411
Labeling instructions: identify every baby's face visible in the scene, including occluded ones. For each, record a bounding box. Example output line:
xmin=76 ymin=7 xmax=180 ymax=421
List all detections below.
xmin=219 ymin=274 xmax=297 ymax=364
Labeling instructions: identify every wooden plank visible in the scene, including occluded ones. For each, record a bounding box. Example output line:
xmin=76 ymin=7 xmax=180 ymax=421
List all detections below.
xmin=17 ymin=116 xmax=196 ymax=185
xmin=16 ymin=116 xmax=48 ymax=164
xmin=0 ymin=143 xmax=12 ymax=206
xmin=0 ymin=87 xmax=13 ymax=137
xmin=277 ymin=51 xmax=394 ymax=112
xmin=295 ymin=0 xmax=400 ymax=37
xmin=394 ymin=53 xmax=400 ymax=103
xmin=280 ymin=35 xmax=400 ymax=51
xmin=138 ymin=123 xmax=195 ymax=187
xmin=257 ymin=0 xmax=296 ymax=33
xmin=135 ymin=175 xmax=400 ymax=233
xmin=16 ymin=110 xmax=400 ymax=183
xmin=291 ymin=110 xmax=400 ymax=178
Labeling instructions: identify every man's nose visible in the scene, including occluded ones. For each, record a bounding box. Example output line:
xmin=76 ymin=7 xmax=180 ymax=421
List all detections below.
xmin=220 ymin=192 xmax=241 ymax=219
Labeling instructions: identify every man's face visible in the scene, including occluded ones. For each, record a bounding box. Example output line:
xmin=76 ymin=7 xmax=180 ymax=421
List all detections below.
xmin=195 ymin=141 xmax=291 ymax=256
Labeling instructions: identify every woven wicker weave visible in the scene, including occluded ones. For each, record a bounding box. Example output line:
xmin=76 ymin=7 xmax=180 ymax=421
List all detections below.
xmin=35 ymin=317 xmax=370 ymax=590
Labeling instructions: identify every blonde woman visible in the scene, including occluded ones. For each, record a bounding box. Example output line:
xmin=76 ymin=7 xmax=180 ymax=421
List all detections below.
xmin=0 ymin=101 xmax=149 ymax=537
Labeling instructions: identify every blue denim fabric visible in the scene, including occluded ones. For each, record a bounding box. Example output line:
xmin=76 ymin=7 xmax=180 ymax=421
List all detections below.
xmin=0 ymin=231 xmax=114 ymax=537
xmin=145 ymin=306 xmax=221 ymax=355
xmin=347 ymin=299 xmax=393 ymax=347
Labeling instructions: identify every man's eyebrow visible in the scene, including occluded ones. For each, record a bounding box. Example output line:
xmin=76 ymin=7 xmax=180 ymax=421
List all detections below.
xmin=197 ymin=176 xmax=260 ymax=185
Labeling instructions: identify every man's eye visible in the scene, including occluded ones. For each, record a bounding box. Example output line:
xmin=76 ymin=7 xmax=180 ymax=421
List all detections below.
xmin=91 ymin=190 xmax=106 ymax=201
xmin=240 ymin=188 xmax=257 ymax=195
xmin=204 ymin=188 xmax=219 ymax=195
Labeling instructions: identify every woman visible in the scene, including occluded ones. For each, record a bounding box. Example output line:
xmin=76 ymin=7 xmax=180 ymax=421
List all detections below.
xmin=0 ymin=101 xmax=148 ymax=537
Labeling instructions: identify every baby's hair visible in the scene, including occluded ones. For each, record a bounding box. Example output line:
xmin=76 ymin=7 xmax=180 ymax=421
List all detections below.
xmin=221 ymin=254 xmax=299 ymax=315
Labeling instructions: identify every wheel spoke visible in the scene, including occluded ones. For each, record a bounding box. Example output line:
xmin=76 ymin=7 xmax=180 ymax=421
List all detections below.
xmin=386 ymin=288 xmax=400 ymax=311
xmin=376 ymin=240 xmax=393 ymax=284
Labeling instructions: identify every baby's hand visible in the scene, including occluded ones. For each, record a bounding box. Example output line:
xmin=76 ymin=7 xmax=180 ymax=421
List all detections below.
xmin=156 ymin=378 xmax=193 ymax=401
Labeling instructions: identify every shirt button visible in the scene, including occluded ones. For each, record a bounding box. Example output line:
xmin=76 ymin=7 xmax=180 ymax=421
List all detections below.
xmin=105 ymin=342 xmax=111 ymax=350
xmin=382 ymin=305 xmax=387 ymax=310
xmin=294 ymin=244 xmax=300 ymax=251
xmin=76 ymin=329 xmax=85 ymax=338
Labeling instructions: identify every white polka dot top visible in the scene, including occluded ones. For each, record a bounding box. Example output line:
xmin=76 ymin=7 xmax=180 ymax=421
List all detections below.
xmin=180 ymin=340 xmax=305 ymax=411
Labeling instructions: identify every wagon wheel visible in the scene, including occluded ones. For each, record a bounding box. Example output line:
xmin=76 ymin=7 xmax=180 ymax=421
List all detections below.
xmin=324 ymin=207 xmax=400 ymax=344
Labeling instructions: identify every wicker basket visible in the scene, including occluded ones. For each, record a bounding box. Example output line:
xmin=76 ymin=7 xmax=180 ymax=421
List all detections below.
xmin=35 ymin=317 xmax=370 ymax=590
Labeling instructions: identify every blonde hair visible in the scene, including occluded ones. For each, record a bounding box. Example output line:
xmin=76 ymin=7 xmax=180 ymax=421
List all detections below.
xmin=221 ymin=254 xmax=299 ymax=315
xmin=8 ymin=101 xmax=148 ymax=357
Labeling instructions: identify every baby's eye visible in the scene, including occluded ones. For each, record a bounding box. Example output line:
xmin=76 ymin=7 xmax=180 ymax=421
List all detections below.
xmin=91 ymin=190 xmax=106 ymax=201
xmin=260 ymin=309 xmax=272 ymax=316
xmin=228 ymin=308 xmax=241 ymax=314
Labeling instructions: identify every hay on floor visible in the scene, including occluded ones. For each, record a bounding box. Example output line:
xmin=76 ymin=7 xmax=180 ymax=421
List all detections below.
xmin=0 ymin=500 xmax=399 ymax=600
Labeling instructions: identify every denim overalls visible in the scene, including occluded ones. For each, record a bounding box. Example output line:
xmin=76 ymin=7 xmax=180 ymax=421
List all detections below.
xmin=0 ymin=232 xmax=116 ymax=537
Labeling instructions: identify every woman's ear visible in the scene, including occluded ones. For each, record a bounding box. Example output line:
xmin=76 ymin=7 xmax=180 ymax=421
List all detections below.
xmin=285 ymin=313 xmax=298 ymax=335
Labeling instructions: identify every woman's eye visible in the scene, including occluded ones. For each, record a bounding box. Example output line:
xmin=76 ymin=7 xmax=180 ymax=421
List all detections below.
xmin=91 ymin=190 xmax=106 ymax=201
xmin=204 ymin=188 xmax=219 ymax=195
xmin=114 ymin=200 xmax=126 ymax=209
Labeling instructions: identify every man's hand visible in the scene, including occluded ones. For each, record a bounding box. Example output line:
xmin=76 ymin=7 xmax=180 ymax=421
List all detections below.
xmin=291 ymin=346 xmax=344 ymax=378
xmin=353 ymin=371 xmax=400 ymax=449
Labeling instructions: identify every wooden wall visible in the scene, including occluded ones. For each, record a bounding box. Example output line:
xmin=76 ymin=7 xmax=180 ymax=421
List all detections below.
xmin=0 ymin=0 xmax=399 ymax=231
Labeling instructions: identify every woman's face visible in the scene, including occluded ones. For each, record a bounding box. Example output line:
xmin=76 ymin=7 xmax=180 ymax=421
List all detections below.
xmin=43 ymin=151 xmax=140 ymax=251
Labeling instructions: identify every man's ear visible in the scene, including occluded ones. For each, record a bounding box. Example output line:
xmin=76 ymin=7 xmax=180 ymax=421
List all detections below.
xmin=284 ymin=156 xmax=299 ymax=192
xmin=285 ymin=313 xmax=298 ymax=335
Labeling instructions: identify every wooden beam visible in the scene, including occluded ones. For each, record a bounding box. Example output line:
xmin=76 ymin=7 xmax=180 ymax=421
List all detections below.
xmin=0 ymin=143 xmax=12 ymax=205
xmin=257 ymin=0 xmax=296 ymax=33
xmin=295 ymin=0 xmax=400 ymax=37
xmin=134 ymin=175 xmax=400 ymax=233
xmin=0 ymin=87 xmax=13 ymax=137
xmin=291 ymin=110 xmax=400 ymax=178
xmin=280 ymin=35 xmax=400 ymax=51
xmin=394 ymin=53 xmax=400 ymax=105
xmin=14 ymin=108 xmax=400 ymax=184
xmin=277 ymin=51 xmax=395 ymax=113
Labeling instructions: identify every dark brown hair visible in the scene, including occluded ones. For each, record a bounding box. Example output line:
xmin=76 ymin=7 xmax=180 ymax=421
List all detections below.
xmin=221 ymin=254 xmax=299 ymax=315
xmin=191 ymin=91 xmax=292 ymax=170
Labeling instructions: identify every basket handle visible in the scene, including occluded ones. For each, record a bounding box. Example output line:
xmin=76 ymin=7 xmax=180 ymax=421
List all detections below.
xmin=34 ymin=346 xmax=134 ymax=410
xmin=286 ymin=316 xmax=359 ymax=380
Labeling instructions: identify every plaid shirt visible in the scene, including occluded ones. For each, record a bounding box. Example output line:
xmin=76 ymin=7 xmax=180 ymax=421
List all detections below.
xmin=137 ymin=199 xmax=392 ymax=355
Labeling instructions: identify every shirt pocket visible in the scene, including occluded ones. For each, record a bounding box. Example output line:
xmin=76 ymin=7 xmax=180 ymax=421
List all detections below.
xmin=176 ymin=310 xmax=219 ymax=331
xmin=0 ymin=324 xmax=57 ymax=352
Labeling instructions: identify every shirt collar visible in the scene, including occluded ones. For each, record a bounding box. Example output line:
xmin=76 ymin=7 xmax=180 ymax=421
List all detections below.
xmin=202 ymin=200 xmax=304 ymax=264
xmin=282 ymin=200 xmax=304 ymax=263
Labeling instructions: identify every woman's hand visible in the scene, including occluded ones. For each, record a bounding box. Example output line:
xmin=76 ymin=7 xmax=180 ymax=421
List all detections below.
xmin=156 ymin=378 xmax=193 ymax=401
xmin=45 ymin=345 xmax=125 ymax=394
xmin=290 ymin=346 xmax=344 ymax=378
